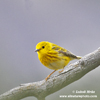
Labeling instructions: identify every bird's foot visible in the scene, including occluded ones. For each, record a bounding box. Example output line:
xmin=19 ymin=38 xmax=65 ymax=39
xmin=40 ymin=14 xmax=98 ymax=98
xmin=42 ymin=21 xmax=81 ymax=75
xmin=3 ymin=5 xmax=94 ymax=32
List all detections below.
xmin=45 ymin=75 xmax=50 ymax=81
xmin=59 ymin=69 xmax=64 ymax=73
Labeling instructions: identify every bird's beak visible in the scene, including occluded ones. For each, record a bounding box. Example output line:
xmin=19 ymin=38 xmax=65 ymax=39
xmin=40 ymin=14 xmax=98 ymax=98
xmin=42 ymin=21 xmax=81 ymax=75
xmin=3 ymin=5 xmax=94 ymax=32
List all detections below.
xmin=35 ymin=49 xmax=40 ymax=52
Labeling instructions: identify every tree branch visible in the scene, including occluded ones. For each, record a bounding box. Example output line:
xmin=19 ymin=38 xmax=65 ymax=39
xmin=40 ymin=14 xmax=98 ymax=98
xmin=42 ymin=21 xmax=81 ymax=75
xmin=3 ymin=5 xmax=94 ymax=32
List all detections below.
xmin=0 ymin=48 xmax=100 ymax=100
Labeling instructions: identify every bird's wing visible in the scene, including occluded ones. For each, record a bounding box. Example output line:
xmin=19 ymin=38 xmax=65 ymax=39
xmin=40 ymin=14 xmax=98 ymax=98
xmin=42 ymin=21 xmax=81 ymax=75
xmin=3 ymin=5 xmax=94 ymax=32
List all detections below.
xmin=58 ymin=50 xmax=78 ymax=59
xmin=51 ymin=44 xmax=78 ymax=59
xmin=51 ymin=44 xmax=66 ymax=51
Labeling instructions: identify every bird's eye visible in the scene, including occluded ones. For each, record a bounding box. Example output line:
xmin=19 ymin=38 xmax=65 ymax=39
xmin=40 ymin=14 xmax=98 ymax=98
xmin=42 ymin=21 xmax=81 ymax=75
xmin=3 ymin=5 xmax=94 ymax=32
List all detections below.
xmin=42 ymin=46 xmax=45 ymax=48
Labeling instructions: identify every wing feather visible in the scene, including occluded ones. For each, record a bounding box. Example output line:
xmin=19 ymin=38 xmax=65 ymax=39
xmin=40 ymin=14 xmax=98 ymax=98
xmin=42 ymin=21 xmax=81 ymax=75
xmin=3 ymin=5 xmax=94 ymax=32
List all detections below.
xmin=58 ymin=50 xmax=78 ymax=59
xmin=51 ymin=43 xmax=81 ymax=60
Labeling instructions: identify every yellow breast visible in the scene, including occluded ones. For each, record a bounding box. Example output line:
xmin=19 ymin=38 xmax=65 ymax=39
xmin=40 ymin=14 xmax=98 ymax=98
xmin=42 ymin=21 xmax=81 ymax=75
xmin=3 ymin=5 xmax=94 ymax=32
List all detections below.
xmin=38 ymin=52 xmax=71 ymax=70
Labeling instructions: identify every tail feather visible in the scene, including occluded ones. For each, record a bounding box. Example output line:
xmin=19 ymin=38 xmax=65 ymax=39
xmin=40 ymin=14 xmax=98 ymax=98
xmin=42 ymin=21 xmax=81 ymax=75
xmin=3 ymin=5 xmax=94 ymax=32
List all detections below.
xmin=76 ymin=56 xmax=82 ymax=59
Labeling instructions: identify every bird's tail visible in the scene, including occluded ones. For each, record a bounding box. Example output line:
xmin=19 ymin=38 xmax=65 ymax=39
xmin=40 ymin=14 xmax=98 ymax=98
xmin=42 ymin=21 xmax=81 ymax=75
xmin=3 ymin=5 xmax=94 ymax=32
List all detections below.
xmin=76 ymin=56 xmax=82 ymax=59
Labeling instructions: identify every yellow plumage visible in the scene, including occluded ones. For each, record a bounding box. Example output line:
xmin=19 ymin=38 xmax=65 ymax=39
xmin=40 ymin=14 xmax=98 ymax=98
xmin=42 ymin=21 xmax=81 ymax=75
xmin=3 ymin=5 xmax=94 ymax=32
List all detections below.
xmin=35 ymin=41 xmax=81 ymax=80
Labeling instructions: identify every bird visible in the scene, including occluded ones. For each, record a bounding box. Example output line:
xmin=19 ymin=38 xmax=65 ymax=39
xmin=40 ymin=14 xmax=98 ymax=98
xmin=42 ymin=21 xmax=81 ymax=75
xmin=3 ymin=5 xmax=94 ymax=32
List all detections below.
xmin=35 ymin=41 xmax=81 ymax=81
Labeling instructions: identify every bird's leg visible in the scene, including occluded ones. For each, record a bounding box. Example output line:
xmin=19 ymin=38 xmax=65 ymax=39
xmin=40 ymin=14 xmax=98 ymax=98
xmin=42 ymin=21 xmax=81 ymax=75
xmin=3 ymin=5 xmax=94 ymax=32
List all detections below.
xmin=59 ymin=66 xmax=65 ymax=73
xmin=45 ymin=70 xmax=56 ymax=81
xmin=59 ymin=69 xmax=64 ymax=73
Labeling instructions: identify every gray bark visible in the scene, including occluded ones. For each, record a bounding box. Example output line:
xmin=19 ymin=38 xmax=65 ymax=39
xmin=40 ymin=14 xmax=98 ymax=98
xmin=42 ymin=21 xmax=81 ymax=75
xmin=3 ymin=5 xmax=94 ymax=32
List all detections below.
xmin=0 ymin=47 xmax=100 ymax=100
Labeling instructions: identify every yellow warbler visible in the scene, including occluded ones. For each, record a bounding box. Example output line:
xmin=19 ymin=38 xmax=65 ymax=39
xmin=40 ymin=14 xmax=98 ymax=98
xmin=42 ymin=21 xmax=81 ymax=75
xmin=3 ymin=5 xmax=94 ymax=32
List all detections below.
xmin=35 ymin=41 xmax=81 ymax=81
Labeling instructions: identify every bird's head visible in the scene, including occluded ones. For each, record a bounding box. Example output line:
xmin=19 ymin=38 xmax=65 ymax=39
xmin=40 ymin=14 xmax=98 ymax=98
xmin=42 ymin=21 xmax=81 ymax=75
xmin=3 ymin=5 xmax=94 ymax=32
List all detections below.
xmin=35 ymin=41 xmax=51 ymax=54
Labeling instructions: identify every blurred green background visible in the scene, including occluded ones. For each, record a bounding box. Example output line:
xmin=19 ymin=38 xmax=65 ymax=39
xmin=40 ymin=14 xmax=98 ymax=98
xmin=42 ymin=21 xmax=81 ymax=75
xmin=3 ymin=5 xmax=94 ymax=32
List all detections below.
xmin=0 ymin=0 xmax=100 ymax=100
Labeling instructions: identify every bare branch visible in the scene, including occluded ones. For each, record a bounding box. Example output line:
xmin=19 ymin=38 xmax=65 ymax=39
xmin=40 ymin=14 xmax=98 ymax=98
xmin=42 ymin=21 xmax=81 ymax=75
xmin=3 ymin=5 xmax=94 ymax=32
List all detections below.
xmin=0 ymin=47 xmax=100 ymax=100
